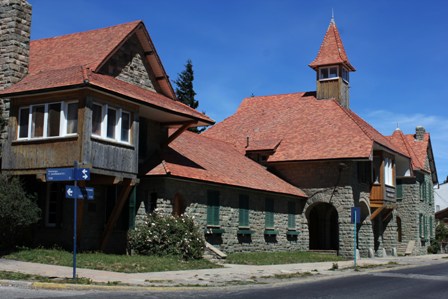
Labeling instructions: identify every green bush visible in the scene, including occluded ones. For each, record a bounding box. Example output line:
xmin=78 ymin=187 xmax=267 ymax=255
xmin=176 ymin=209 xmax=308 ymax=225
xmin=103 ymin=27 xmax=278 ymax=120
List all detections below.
xmin=128 ymin=212 xmax=205 ymax=260
xmin=0 ymin=174 xmax=41 ymax=250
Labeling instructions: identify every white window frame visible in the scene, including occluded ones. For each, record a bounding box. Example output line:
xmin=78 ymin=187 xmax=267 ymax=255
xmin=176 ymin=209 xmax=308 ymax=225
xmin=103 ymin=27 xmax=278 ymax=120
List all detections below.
xmin=384 ymin=157 xmax=395 ymax=187
xmin=319 ymin=65 xmax=339 ymax=80
xmin=17 ymin=101 xmax=78 ymax=140
xmin=91 ymin=102 xmax=132 ymax=144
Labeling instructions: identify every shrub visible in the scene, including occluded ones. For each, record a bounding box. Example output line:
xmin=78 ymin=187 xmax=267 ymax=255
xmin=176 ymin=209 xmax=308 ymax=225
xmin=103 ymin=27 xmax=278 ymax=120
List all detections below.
xmin=0 ymin=174 xmax=41 ymax=250
xmin=128 ymin=212 xmax=205 ymax=260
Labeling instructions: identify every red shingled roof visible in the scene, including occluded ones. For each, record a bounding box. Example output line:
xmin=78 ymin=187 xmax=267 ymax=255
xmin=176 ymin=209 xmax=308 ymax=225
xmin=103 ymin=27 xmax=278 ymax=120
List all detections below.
xmin=0 ymin=66 xmax=213 ymax=124
xmin=309 ymin=19 xmax=355 ymax=71
xmin=147 ymin=131 xmax=307 ymax=198
xmin=388 ymin=129 xmax=432 ymax=173
xmin=29 ymin=21 xmax=141 ymax=74
xmin=204 ymin=92 xmax=407 ymax=162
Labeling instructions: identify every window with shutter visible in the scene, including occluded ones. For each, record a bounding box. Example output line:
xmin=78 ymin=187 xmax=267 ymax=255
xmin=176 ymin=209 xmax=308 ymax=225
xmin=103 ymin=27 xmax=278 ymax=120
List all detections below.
xmin=239 ymin=195 xmax=249 ymax=227
xmin=396 ymin=183 xmax=403 ymax=201
xmin=288 ymin=202 xmax=296 ymax=229
xmin=207 ymin=191 xmax=220 ymax=226
xmin=265 ymin=198 xmax=274 ymax=228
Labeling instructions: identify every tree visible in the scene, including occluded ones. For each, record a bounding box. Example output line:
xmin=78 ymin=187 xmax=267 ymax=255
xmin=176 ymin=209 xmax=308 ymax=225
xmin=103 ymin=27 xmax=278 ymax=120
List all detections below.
xmin=173 ymin=60 xmax=205 ymax=133
xmin=173 ymin=59 xmax=198 ymax=109
xmin=0 ymin=174 xmax=41 ymax=250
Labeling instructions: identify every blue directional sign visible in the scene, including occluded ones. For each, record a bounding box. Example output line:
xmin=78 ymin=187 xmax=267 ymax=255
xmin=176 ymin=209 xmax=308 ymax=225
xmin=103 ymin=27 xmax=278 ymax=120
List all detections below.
xmin=65 ymin=185 xmax=94 ymax=200
xmin=47 ymin=168 xmax=74 ymax=181
xmin=74 ymin=168 xmax=90 ymax=181
xmin=351 ymin=207 xmax=361 ymax=224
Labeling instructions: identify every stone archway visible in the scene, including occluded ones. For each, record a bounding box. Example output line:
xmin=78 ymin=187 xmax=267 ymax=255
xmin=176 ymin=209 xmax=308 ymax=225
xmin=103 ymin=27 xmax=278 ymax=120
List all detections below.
xmin=308 ymin=203 xmax=339 ymax=250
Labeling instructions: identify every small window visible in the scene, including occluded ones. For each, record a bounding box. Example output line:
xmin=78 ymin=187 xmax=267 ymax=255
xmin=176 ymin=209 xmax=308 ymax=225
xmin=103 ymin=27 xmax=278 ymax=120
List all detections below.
xmin=288 ymin=202 xmax=296 ymax=230
xmin=92 ymin=104 xmax=103 ymax=136
xmin=121 ymin=111 xmax=130 ymax=142
xmin=47 ymin=103 xmax=61 ymax=137
xmin=239 ymin=195 xmax=249 ymax=227
xmin=319 ymin=66 xmax=339 ymax=80
xmin=342 ymin=67 xmax=349 ymax=82
xmin=207 ymin=191 xmax=220 ymax=226
xmin=329 ymin=67 xmax=338 ymax=78
xmin=31 ymin=105 xmax=45 ymax=138
xmin=18 ymin=107 xmax=29 ymax=138
xmin=320 ymin=68 xmax=329 ymax=79
xmin=396 ymin=183 xmax=403 ymax=201
xmin=66 ymin=102 xmax=78 ymax=134
xmin=107 ymin=107 xmax=117 ymax=139
xmin=265 ymin=198 xmax=274 ymax=228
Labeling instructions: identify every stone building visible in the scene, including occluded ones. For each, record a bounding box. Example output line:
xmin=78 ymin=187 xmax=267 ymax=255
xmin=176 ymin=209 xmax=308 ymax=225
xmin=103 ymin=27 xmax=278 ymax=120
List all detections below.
xmin=203 ymin=18 xmax=438 ymax=257
xmin=0 ymin=1 xmax=438 ymax=257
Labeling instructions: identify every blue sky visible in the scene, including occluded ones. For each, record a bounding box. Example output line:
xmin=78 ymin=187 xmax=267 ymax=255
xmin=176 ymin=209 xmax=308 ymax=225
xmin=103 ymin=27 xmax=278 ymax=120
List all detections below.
xmin=28 ymin=0 xmax=448 ymax=181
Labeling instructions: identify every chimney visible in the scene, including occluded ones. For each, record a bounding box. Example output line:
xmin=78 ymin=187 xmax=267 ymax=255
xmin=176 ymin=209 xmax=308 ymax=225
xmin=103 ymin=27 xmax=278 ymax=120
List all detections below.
xmin=0 ymin=0 xmax=31 ymax=90
xmin=415 ymin=126 xmax=426 ymax=141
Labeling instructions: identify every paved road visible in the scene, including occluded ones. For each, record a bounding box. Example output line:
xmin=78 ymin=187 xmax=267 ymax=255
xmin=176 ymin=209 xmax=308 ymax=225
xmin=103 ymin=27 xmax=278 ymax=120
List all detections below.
xmin=2 ymin=261 xmax=448 ymax=298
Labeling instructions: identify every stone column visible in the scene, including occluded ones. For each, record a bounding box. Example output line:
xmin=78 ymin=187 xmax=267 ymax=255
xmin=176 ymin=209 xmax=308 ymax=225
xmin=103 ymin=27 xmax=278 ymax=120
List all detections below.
xmin=0 ymin=0 xmax=31 ymax=153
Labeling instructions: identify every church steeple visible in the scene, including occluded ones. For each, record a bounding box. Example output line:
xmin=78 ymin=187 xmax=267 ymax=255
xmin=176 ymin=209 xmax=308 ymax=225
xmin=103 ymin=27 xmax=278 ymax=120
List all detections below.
xmin=309 ymin=17 xmax=355 ymax=108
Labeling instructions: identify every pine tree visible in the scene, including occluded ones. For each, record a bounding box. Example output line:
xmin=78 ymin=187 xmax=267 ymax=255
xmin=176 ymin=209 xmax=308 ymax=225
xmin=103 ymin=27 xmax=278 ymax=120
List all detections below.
xmin=173 ymin=59 xmax=205 ymax=133
xmin=174 ymin=59 xmax=198 ymax=109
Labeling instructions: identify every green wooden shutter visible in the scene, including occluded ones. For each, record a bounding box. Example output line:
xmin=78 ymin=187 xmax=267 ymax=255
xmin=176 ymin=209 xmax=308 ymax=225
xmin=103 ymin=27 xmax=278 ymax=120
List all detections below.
xmin=207 ymin=191 xmax=220 ymax=226
xmin=430 ymin=216 xmax=433 ymax=238
xmin=239 ymin=195 xmax=249 ymax=227
xmin=288 ymin=202 xmax=296 ymax=229
xmin=396 ymin=183 xmax=403 ymax=201
xmin=424 ymin=215 xmax=428 ymax=240
xmin=419 ymin=214 xmax=423 ymax=238
xmin=265 ymin=198 xmax=274 ymax=228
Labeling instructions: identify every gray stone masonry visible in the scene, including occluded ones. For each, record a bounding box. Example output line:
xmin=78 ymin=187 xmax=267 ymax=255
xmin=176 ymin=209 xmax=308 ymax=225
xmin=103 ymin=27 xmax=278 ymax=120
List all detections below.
xmin=0 ymin=0 xmax=31 ymax=152
xmin=136 ymin=177 xmax=308 ymax=254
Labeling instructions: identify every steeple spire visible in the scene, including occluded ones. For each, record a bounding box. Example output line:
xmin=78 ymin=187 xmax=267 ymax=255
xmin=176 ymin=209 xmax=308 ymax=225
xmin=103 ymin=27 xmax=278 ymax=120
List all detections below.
xmin=309 ymin=18 xmax=355 ymax=108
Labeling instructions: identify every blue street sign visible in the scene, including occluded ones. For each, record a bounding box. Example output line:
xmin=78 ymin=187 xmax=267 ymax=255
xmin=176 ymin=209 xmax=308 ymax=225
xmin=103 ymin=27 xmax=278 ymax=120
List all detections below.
xmin=74 ymin=168 xmax=90 ymax=181
xmin=351 ymin=207 xmax=361 ymax=224
xmin=47 ymin=168 xmax=74 ymax=181
xmin=65 ymin=186 xmax=94 ymax=200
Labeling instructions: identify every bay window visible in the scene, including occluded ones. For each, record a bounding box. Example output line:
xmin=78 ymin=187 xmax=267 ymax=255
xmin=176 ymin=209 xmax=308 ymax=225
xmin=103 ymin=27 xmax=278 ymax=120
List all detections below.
xmin=91 ymin=102 xmax=131 ymax=144
xmin=18 ymin=101 xmax=78 ymax=140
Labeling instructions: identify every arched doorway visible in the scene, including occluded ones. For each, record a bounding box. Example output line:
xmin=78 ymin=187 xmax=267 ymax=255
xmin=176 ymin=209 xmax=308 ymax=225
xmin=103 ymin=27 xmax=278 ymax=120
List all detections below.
xmin=308 ymin=203 xmax=339 ymax=250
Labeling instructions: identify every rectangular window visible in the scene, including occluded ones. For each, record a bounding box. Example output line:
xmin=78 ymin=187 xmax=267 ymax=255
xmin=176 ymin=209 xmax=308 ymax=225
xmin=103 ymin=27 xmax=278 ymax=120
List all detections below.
xmin=288 ymin=202 xmax=296 ymax=229
xmin=31 ymin=105 xmax=45 ymax=138
xmin=121 ymin=111 xmax=130 ymax=142
xmin=106 ymin=107 xmax=117 ymax=139
xmin=429 ymin=216 xmax=433 ymax=238
xmin=18 ymin=102 xmax=78 ymax=140
xmin=92 ymin=102 xmax=132 ymax=144
xmin=66 ymin=102 xmax=78 ymax=134
xmin=384 ymin=157 xmax=394 ymax=186
xmin=329 ymin=67 xmax=338 ymax=78
xmin=265 ymin=198 xmax=274 ymax=228
xmin=92 ymin=104 xmax=103 ymax=136
xmin=319 ymin=66 xmax=339 ymax=80
xmin=207 ymin=191 xmax=220 ymax=226
xmin=47 ymin=103 xmax=61 ymax=137
xmin=18 ymin=107 xmax=29 ymax=138
xmin=320 ymin=68 xmax=329 ymax=79
xmin=419 ymin=214 xmax=423 ymax=238
xmin=239 ymin=195 xmax=249 ymax=227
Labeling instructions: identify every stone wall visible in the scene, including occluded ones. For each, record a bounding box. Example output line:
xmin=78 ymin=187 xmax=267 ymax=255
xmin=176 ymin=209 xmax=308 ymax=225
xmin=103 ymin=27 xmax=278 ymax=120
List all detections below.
xmin=0 ymin=0 xmax=31 ymax=153
xmin=136 ymin=177 xmax=309 ymax=253
xmin=98 ymin=35 xmax=156 ymax=92
xmin=396 ymin=173 xmax=435 ymax=255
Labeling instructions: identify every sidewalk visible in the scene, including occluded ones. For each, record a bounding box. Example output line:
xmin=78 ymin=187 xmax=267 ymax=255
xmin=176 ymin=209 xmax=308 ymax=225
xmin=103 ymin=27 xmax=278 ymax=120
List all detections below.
xmin=1 ymin=254 xmax=447 ymax=289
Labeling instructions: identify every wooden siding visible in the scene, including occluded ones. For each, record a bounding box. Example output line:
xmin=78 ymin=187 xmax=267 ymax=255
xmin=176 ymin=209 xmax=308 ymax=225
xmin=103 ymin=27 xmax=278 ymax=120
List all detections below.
xmin=316 ymin=77 xmax=349 ymax=107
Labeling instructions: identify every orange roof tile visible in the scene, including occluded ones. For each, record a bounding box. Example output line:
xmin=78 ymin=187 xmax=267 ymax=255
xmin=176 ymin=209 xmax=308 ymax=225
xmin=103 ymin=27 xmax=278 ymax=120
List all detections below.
xmin=147 ymin=131 xmax=307 ymax=198
xmin=204 ymin=92 xmax=407 ymax=162
xmin=29 ymin=21 xmax=141 ymax=74
xmin=0 ymin=66 xmax=213 ymax=124
xmin=309 ymin=19 xmax=355 ymax=71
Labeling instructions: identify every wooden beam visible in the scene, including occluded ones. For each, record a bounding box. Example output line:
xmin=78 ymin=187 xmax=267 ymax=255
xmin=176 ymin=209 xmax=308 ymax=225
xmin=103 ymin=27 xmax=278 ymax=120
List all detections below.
xmin=370 ymin=206 xmax=385 ymax=220
xmin=164 ymin=121 xmax=197 ymax=146
xmin=100 ymin=179 xmax=133 ymax=251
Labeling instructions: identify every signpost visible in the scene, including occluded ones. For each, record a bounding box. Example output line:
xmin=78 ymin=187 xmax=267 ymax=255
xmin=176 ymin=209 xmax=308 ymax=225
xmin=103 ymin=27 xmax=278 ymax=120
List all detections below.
xmin=46 ymin=162 xmax=93 ymax=280
xmin=351 ymin=207 xmax=361 ymax=269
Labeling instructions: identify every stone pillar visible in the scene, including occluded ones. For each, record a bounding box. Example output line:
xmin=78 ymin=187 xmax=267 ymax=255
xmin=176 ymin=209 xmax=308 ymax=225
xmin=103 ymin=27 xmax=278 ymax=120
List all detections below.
xmin=358 ymin=220 xmax=374 ymax=258
xmin=0 ymin=0 xmax=31 ymax=153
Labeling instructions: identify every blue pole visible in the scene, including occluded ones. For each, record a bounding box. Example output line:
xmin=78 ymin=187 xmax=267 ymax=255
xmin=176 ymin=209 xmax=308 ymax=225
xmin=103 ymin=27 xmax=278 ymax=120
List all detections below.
xmin=354 ymin=209 xmax=357 ymax=269
xmin=73 ymin=161 xmax=78 ymax=280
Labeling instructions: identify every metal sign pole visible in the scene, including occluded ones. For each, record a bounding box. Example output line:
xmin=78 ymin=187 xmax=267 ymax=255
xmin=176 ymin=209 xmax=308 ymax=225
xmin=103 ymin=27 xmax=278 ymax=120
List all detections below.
xmin=73 ymin=161 xmax=78 ymax=280
xmin=354 ymin=209 xmax=357 ymax=270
